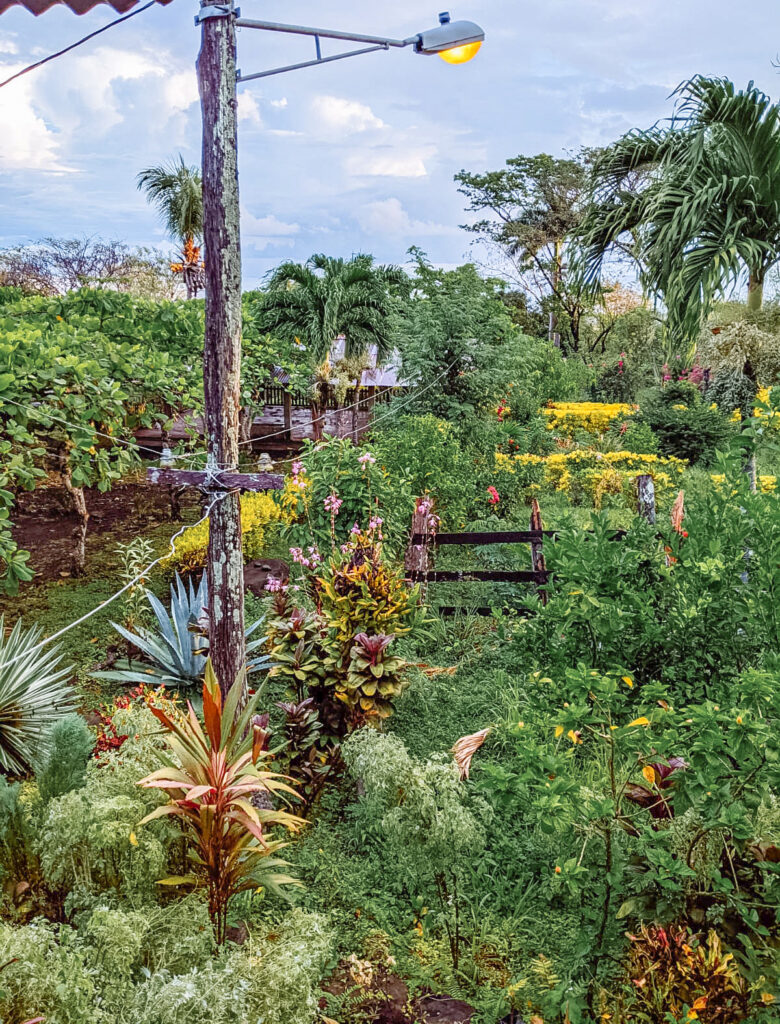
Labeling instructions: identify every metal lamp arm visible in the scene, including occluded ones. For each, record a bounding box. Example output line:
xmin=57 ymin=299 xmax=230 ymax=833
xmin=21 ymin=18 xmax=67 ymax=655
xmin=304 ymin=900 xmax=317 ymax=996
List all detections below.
xmin=234 ymin=17 xmax=417 ymax=48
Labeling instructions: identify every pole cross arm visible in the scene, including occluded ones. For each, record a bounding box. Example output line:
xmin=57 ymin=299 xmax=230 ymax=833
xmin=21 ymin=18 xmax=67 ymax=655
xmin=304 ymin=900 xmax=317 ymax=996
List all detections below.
xmin=147 ymin=467 xmax=284 ymax=492
xmin=234 ymin=17 xmax=414 ymax=48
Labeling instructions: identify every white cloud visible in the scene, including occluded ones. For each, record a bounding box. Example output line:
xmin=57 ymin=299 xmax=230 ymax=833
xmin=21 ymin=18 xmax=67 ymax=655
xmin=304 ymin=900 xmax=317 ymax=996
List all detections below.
xmin=344 ymin=149 xmax=429 ymax=178
xmin=310 ymin=94 xmax=385 ymax=136
xmin=238 ymin=91 xmax=263 ymax=127
xmin=0 ymin=67 xmax=70 ymax=172
xmin=241 ymin=208 xmax=300 ymax=250
xmin=269 ymin=97 xmax=288 ymax=109
xmin=356 ymin=197 xmax=455 ymax=236
xmin=0 ymin=39 xmax=18 ymax=54
xmin=161 ymin=70 xmax=199 ymax=117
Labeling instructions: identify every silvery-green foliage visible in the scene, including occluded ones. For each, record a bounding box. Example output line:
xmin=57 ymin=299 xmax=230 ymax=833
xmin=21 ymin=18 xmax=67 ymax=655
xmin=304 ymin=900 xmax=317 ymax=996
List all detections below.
xmin=36 ymin=712 xmax=95 ymax=802
xmin=0 ymin=919 xmax=102 ymax=1024
xmin=36 ymin=708 xmax=177 ymax=900
xmin=343 ymin=728 xmax=489 ymax=877
xmin=123 ymin=909 xmax=332 ymax=1024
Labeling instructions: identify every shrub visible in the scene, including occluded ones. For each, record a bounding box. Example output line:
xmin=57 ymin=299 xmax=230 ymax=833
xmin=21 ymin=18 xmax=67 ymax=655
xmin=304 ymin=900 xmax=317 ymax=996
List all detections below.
xmin=543 ymin=401 xmax=635 ymax=436
xmin=636 ymin=380 xmax=732 ymax=464
xmin=370 ymin=414 xmax=470 ymax=530
xmin=36 ymin=713 xmax=95 ymax=803
xmin=137 ymin=662 xmax=304 ymax=943
xmin=163 ymin=491 xmax=280 ymax=573
xmin=343 ymin=728 xmax=489 ymax=971
xmin=0 ymin=919 xmax=100 ymax=1024
xmin=281 ymin=437 xmax=414 ymax=556
xmin=36 ymin=705 xmax=178 ymax=902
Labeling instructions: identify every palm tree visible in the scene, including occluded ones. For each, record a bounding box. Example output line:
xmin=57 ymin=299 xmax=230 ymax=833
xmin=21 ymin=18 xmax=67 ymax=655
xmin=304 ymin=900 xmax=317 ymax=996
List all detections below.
xmin=137 ymin=156 xmax=204 ymax=299
xmin=259 ymin=253 xmax=406 ymax=439
xmin=577 ymin=77 xmax=780 ymax=345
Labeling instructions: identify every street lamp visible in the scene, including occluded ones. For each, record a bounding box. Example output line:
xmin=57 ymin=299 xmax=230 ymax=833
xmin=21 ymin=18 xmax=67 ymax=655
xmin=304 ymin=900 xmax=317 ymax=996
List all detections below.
xmin=225 ymin=10 xmax=486 ymax=82
xmin=195 ymin=3 xmax=484 ymax=692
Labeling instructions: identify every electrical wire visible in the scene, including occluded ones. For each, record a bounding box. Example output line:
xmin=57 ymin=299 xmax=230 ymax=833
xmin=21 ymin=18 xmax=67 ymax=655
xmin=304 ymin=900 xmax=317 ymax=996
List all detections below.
xmin=0 ymin=0 xmax=159 ymax=91
xmin=1 ymin=361 xmax=459 ymax=666
xmin=184 ymin=359 xmax=460 ymax=468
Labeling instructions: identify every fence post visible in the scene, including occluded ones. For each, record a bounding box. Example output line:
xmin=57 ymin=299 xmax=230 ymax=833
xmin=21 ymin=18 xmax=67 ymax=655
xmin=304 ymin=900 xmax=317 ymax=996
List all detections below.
xmin=404 ymin=501 xmax=431 ymax=588
xmin=283 ymin=391 xmax=293 ymax=442
xmin=636 ymin=474 xmax=656 ymax=525
xmin=529 ymin=497 xmax=548 ymax=606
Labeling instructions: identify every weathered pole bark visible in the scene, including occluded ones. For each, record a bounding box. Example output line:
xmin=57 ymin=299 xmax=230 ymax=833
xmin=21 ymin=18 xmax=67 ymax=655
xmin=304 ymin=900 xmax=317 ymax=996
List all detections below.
xmin=198 ymin=0 xmax=246 ymax=699
xmin=636 ymin=474 xmax=656 ymax=525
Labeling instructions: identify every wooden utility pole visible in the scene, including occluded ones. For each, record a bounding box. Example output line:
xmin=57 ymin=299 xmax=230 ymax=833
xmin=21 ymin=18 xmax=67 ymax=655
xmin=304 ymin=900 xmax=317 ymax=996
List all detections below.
xmin=197 ymin=0 xmax=245 ymax=697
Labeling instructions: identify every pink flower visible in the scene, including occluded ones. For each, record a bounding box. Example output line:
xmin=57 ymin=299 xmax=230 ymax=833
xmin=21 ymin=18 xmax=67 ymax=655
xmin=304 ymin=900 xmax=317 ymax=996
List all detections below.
xmin=292 ymin=460 xmax=304 ymax=475
xmin=289 ymin=546 xmax=311 ymax=567
xmin=264 ymin=576 xmax=287 ymax=593
xmin=351 ymin=522 xmax=361 ymax=535
xmin=368 ymin=515 xmax=383 ymax=531
xmin=324 ymin=493 xmax=343 ymax=515
xmin=358 ymin=452 xmax=376 ymax=466
xmin=487 ymin=486 xmax=500 ymax=506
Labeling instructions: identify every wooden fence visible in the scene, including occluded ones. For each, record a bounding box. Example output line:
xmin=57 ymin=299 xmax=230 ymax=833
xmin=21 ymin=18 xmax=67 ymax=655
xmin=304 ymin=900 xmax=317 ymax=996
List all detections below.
xmin=403 ymin=475 xmax=659 ymax=617
xmin=404 ymin=498 xmax=551 ymax=615
xmin=260 ymin=383 xmax=402 ymax=410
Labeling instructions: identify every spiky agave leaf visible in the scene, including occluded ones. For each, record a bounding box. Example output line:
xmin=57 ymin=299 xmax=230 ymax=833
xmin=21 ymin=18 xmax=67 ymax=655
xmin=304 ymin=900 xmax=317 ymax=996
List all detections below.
xmin=0 ymin=617 xmax=76 ymax=774
xmin=97 ymin=573 xmax=273 ymax=687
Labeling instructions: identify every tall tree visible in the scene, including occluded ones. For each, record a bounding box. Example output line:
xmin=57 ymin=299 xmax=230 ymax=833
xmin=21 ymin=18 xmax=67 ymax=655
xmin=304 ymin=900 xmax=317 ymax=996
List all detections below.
xmin=577 ymin=77 xmax=780 ymax=346
xmin=455 ymin=152 xmax=606 ymax=355
xmin=259 ymin=253 xmax=405 ymax=439
xmin=137 ymin=156 xmax=205 ymax=299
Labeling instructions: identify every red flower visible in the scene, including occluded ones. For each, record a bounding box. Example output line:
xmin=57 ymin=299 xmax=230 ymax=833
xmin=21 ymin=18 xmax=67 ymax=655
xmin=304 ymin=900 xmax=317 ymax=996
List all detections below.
xmin=487 ymin=486 xmax=500 ymax=505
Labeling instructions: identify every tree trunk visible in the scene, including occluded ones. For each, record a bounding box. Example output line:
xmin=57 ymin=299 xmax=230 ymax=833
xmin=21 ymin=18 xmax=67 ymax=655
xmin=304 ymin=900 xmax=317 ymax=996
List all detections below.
xmin=548 ymin=238 xmax=562 ymax=348
xmin=747 ymin=271 xmax=764 ymax=313
xmin=62 ymin=470 xmax=89 ymax=576
xmin=198 ymin=0 xmax=246 ymax=700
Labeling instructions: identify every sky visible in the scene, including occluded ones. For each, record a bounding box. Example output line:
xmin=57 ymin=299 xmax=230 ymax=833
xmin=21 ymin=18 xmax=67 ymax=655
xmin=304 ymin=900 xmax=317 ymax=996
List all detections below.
xmin=1 ymin=0 xmax=780 ymax=287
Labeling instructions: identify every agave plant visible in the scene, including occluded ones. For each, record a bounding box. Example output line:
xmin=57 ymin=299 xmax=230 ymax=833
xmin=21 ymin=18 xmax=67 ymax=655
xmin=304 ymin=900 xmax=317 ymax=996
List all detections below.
xmin=138 ymin=661 xmax=304 ymax=943
xmin=0 ymin=617 xmax=76 ymax=774
xmin=95 ymin=573 xmax=273 ymax=689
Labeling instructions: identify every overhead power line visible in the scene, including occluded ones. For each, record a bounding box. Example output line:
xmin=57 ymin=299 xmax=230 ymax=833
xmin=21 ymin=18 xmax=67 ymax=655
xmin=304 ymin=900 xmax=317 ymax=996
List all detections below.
xmin=0 ymin=0 xmax=159 ymax=91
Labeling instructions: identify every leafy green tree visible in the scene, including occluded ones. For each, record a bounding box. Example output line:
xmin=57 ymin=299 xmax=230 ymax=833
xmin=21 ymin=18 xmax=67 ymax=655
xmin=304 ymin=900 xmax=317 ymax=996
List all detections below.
xmin=258 ymin=253 xmax=406 ymax=438
xmin=393 ymin=251 xmax=527 ymax=420
xmin=137 ymin=156 xmax=204 ymax=299
xmin=578 ymin=77 xmax=780 ymax=347
xmin=456 ymin=151 xmax=615 ymax=355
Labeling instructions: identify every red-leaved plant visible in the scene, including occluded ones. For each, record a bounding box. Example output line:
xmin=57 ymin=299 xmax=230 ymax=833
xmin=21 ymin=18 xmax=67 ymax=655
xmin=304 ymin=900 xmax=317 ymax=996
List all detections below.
xmin=137 ymin=660 xmax=305 ymax=943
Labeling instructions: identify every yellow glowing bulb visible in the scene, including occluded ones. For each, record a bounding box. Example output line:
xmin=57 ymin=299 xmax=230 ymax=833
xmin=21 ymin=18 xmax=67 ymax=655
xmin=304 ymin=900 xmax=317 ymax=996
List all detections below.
xmin=438 ymin=40 xmax=482 ymax=64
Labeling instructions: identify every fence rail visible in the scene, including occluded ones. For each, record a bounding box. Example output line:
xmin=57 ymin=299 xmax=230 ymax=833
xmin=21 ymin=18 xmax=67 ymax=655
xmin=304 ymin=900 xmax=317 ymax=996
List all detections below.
xmin=404 ymin=475 xmax=659 ymax=617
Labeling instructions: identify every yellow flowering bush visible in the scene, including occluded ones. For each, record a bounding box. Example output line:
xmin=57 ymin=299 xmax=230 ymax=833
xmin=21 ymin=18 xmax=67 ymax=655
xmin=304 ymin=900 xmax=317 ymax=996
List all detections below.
xmin=542 ymin=401 xmax=635 ymax=436
xmin=162 ymin=492 xmax=281 ymax=573
xmin=495 ymin=449 xmax=687 ymax=508
xmin=712 ymin=473 xmax=777 ymax=494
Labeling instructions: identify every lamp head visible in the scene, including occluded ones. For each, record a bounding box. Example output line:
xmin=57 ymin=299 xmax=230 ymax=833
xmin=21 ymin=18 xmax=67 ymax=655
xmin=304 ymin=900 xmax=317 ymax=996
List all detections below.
xmin=415 ymin=10 xmax=484 ymax=62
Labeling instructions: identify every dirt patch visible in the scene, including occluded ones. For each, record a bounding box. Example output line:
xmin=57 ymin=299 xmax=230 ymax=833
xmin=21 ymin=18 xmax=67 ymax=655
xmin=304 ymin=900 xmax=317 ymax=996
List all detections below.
xmin=244 ymin=558 xmax=289 ymax=597
xmin=11 ymin=479 xmax=202 ymax=584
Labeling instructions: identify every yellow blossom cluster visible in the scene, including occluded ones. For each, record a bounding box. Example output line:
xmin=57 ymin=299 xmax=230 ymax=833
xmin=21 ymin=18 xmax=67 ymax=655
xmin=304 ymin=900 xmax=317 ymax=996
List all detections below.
xmin=162 ymin=491 xmax=281 ymax=573
xmin=542 ymin=402 xmax=635 ymax=436
xmin=495 ymin=449 xmax=687 ymax=508
xmin=711 ymin=473 xmax=777 ymax=494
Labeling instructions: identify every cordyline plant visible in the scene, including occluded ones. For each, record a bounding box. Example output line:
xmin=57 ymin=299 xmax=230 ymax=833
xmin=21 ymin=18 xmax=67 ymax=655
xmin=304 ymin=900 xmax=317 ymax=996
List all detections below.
xmin=137 ymin=660 xmax=305 ymax=944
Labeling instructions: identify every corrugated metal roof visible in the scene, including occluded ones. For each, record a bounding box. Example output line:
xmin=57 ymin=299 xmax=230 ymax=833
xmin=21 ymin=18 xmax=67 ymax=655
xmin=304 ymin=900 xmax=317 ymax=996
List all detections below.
xmin=0 ymin=0 xmax=169 ymax=16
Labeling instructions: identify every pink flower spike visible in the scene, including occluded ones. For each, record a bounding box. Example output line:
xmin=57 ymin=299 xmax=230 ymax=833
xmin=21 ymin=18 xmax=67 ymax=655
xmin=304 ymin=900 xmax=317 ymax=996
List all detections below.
xmin=358 ymin=452 xmax=376 ymax=465
xmin=323 ymin=493 xmax=343 ymax=515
